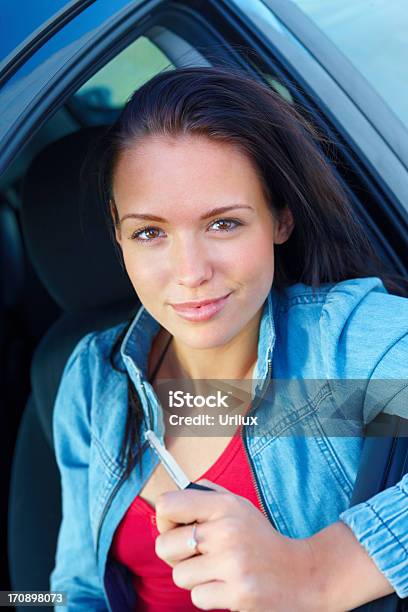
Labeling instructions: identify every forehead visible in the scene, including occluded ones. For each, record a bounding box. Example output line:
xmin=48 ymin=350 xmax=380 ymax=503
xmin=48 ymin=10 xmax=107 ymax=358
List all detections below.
xmin=112 ymin=135 xmax=268 ymax=215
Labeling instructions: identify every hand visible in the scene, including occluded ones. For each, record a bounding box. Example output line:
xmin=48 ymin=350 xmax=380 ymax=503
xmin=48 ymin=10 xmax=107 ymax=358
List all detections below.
xmin=155 ymin=479 xmax=319 ymax=611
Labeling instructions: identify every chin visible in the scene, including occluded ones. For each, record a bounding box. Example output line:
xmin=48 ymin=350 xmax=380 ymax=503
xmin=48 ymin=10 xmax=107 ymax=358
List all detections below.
xmin=175 ymin=324 xmax=240 ymax=351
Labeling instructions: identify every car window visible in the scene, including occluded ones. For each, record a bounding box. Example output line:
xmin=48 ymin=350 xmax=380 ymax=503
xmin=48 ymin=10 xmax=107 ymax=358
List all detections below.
xmin=68 ymin=26 xmax=293 ymax=125
xmin=69 ymin=36 xmax=174 ymax=125
xmin=291 ymin=0 xmax=408 ymax=128
xmin=1 ymin=34 xmax=174 ymax=196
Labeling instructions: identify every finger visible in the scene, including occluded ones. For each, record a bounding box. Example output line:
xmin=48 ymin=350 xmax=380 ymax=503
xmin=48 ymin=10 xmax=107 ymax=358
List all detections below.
xmin=198 ymin=479 xmax=256 ymax=508
xmin=156 ymin=513 xmax=181 ymax=534
xmin=156 ymin=516 xmax=245 ymax=566
xmin=196 ymin=478 xmax=231 ymax=493
xmin=156 ymin=522 xmax=207 ymax=566
xmin=156 ymin=483 xmax=222 ymax=533
xmin=156 ymin=488 xmax=234 ymax=533
xmin=191 ymin=581 xmax=231 ymax=610
xmin=172 ymin=554 xmax=223 ymax=590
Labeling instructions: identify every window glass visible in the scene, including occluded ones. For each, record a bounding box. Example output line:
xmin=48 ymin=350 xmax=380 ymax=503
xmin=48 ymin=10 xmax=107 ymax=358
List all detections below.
xmin=70 ymin=36 xmax=174 ymax=124
xmin=290 ymin=0 xmax=408 ymax=128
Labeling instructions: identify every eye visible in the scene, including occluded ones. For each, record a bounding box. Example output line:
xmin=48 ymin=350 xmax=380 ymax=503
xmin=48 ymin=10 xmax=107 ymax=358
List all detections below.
xmin=130 ymin=218 xmax=243 ymax=243
xmin=130 ymin=226 xmax=165 ymax=242
xmin=209 ymin=218 xmax=243 ymax=232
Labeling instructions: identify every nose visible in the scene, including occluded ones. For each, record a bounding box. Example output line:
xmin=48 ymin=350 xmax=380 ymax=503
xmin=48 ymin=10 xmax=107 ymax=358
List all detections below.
xmin=172 ymin=235 xmax=213 ymax=288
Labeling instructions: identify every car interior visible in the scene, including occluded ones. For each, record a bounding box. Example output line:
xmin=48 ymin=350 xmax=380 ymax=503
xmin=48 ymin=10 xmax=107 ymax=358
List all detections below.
xmin=1 ymin=4 xmax=407 ymax=611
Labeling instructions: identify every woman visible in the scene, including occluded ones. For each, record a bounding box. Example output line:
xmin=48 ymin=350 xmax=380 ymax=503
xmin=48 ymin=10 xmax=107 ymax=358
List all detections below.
xmin=50 ymin=66 xmax=408 ymax=611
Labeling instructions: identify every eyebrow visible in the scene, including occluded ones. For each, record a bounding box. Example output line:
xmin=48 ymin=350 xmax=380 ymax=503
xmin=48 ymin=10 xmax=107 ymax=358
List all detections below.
xmin=119 ymin=204 xmax=254 ymax=225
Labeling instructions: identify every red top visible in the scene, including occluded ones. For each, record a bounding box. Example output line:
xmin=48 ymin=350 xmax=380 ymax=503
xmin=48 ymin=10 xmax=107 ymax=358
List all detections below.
xmin=110 ymin=432 xmax=263 ymax=612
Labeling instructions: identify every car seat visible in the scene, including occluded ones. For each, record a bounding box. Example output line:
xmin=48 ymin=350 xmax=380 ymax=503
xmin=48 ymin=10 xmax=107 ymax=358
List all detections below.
xmin=7 ymin=127 xmax=407 ymax=611
xmin=1 ymin=200 xmax=26 ymax=589
xmin=7 ymin=126 xmax=137 ymax=609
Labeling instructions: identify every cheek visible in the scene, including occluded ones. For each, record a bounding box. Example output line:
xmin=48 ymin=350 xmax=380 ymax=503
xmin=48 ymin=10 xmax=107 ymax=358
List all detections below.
xmin=239 ymin=229 xmax=275 ymax=278
xmin=121 ymin=249 xmax=167 ymax=299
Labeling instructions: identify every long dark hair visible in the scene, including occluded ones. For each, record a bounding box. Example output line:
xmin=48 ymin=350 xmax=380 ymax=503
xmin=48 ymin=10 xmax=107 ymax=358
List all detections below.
xmin=96 ymin=65 xmax=405 ymax=479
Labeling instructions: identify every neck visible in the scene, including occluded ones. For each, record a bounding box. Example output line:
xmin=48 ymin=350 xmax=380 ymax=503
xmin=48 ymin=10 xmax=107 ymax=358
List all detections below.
xmin=167 ymin=309 xmax=262 ymax=381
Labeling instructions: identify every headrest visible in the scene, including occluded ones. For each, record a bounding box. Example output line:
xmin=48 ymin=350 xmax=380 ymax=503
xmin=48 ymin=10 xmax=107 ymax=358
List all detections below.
xmin=0 ymin=203 xmax=24 ymax=309
xmin=21 ymin=127 xmax=135 ymax=312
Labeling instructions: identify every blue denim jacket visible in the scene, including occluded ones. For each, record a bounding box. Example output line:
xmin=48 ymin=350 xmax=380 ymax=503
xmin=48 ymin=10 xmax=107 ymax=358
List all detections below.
xmin=50 ymin=277 xmax=408 ymax=610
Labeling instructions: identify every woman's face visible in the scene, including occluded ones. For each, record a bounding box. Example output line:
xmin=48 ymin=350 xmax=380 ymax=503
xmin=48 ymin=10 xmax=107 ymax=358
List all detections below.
xmin=112 ymin=135 xmax=293 ymax=350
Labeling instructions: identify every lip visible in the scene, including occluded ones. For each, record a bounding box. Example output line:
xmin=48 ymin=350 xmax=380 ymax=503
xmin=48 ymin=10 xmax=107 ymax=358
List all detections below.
xmin=170 ymin=292 xmax=232 ymax=322
xmin=172 ymin=293 xmax=231 ymax=308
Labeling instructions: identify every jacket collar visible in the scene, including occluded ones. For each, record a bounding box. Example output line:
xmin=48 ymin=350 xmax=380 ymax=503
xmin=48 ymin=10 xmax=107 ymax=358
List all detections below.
xmin=120 ymin=288 xmax=277 ymax=386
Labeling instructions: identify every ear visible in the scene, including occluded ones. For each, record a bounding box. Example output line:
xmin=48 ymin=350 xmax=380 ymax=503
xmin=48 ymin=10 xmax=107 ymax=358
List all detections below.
xmin=110 ymin=201 xmax=122 ymax=246
xmin=273 ymin=206 xmax=294 ymax=245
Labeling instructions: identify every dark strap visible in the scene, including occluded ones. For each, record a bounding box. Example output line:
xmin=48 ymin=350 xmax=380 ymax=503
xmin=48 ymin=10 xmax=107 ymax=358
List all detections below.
xmin=351 ymin=416 xmax=408 ymax=611
xmin=148 ymin=334 xmax=172 ymax=383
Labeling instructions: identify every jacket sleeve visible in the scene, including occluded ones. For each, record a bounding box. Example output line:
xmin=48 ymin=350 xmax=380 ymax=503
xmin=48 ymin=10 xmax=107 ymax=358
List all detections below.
xmin=50 ymin=333 xmax=108 ymax=611
xmin=339 ymin=333 xmax=408 ymax=599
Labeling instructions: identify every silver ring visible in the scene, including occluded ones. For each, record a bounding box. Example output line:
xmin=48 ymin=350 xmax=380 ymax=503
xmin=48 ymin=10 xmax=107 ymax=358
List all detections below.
xmin=187 ymin=523 xmax=199 ymax=553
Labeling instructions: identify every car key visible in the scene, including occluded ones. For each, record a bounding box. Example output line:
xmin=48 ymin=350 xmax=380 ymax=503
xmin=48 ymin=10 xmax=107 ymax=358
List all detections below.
xmin=144 ymin=430 xmax=213 ymax=491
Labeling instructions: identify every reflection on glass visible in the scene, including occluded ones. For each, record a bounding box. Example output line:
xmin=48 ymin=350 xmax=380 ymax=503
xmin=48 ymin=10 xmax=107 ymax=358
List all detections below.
xmin=291 ymin=0 xmax=408 ymax=127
